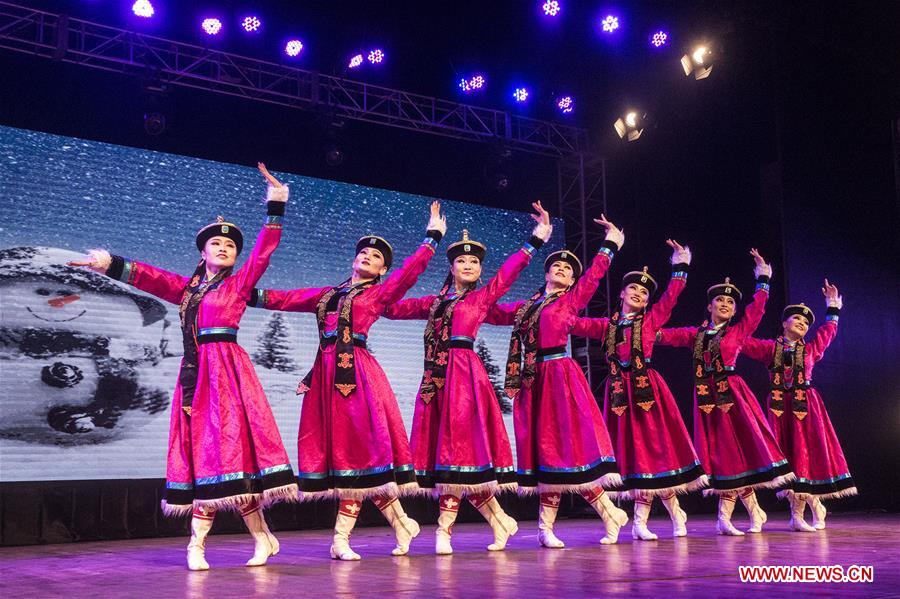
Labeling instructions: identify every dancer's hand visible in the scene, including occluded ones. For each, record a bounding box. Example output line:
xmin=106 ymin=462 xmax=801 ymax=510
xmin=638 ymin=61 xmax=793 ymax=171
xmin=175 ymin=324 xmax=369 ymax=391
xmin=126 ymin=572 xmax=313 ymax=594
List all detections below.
xmin=427 ymin=201 xmax=448 ymax=236
xmin=750 ymin=248 xmax=772 ymax=279
xmin=67 ymin=249 xmax=112 ymax=273
xmin=823 ymin=278 xmax=842 ymax=309
xmin=667 ymin=239 xmax=691 ymax=265
xmin=258 ymin=162 xmax=283 ymax=188
xmin=531 ymin=201 xmax=553 ymax=242
xmin=594 ymin=214 xmax=624 ymax=249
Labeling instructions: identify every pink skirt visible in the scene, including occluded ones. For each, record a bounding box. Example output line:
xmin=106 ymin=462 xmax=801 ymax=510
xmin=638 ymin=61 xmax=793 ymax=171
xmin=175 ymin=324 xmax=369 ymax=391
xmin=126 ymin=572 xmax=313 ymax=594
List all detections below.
xmin=514 ymin=356 xmax=620 ymax=494
xmin=693 ymin=374 xmax=794 ymax=494
xmin=411 ymin=347 xmax=516 ymax=496
xmin=162 ymin=342 xmax=297 ymax=516
xmin=602 ymin=368 xmax=707 ymax=498
xmin=297 ymin=344 xmax=417 ymax=500
xmin=769 ymin=388 xmax=856 ymax=499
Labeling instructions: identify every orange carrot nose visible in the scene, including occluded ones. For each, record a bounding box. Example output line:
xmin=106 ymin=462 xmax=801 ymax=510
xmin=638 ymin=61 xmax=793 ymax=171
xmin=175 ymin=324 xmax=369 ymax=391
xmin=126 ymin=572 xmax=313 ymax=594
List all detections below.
xmin=48 ymin=294 xmax=80 ymax=308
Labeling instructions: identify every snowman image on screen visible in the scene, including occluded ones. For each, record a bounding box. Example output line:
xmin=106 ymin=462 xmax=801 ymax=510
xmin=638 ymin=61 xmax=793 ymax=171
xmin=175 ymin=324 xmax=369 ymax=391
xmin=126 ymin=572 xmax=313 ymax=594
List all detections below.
xmin=0 ymin=246 xmax=174 ymax=445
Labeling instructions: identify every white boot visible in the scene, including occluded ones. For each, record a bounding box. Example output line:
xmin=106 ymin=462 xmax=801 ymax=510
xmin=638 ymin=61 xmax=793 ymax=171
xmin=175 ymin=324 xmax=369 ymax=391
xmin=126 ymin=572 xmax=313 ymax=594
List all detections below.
xmin=187 ymin=508 xmax=214 ymax=571
xmin=580 ymin=489 xmax=628 ymax=544
xmin=242 ymin=507 xmax=279 ymax=566
xmin=435 ymin=495 xmax=460 ymax=555
xmin=375 ymin=497 xmax=421 ymax=556
xmin=330 ymin=500 xmax=362 ymax=560
xmin=806 ymin=496 xmax=827 ymax=530
xmin=788 ymin=492 xmax=817 ymax=532
xmin=715 ymin=494 xmax=745 ymax=536
xmin=631 ymin=496 xmax=659 ymax=541
xmin=538 ymin=494 xmax=565 ymax=548
xmin=739 ymin=490 xmax=767 ymax=533
xmin=660 ymin=492 xmax=688 ymax=537
xmin=471 ymin=495 xmax=519 ymax=551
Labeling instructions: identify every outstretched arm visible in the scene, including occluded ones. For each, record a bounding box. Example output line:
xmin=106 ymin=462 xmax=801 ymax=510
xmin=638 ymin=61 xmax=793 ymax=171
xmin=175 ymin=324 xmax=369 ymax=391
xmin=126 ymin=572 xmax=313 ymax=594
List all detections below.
xmin=68 ymin=250 xmax=189 ymax=305
xmin=646 ymin=239 xmax=691 ymax=330
xmin=571 ymin=316 xmax=611 ymax=340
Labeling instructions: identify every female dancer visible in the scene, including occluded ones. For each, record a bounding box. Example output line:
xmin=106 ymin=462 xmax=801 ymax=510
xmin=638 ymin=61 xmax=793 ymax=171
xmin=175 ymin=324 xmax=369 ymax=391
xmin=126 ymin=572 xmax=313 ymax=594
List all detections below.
xmin=743 ymin=280 xmax=856 ymax=531
xmin=384 ymin=202 xmax=553 ymax=554
xmin=250 ymin=202 xmax=446 ymax=560
xmin=571 ymin=240 xmax=708 ymax=541
xmin=69 ymin=164 xmax=296 ymax=570
xmin=655 ymin=249 xmax=793 ymax=536
xmin=486 ymin=215 xmax=629 ymax=547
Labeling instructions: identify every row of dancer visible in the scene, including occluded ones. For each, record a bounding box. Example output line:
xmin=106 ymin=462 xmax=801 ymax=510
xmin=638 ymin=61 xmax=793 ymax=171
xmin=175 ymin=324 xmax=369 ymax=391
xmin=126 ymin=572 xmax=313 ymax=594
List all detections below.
xmin=70 ymin=165 xmax=854 ymax=570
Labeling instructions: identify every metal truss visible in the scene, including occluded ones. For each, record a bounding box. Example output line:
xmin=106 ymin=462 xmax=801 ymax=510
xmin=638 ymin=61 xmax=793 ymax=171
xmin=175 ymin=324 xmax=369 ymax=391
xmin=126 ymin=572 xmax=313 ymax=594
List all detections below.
xmin=558 ymin=153 xmax=610 ymax=389
xmin=0 ymin=2 xmax=587 ymax=158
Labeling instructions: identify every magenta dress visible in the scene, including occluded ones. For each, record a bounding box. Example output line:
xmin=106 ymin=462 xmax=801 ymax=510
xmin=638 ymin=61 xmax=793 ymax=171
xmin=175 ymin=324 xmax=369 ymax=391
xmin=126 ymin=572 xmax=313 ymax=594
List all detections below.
xmin=571 ymin=266 xmax=707 ymax=498
xmin=656 ymin=280 xmax=794 ymax=494
xmin=106 ymin=211 xmax=297 ymax=516
xmin=383 ymin=244 xmax=535 ymax=495
xmin=742 ymin=309 xmax=856 ymax=499
xmin=486 ymin=247 xmax=621 ymax=494
xmin=254 ymin=240 xmax=438 ymax=500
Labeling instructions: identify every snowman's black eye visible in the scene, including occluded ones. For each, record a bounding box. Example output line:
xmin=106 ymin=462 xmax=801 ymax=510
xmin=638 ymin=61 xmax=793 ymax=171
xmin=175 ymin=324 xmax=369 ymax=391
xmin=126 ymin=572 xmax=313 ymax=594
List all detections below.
xmin=36 ymin=288 xmax=51 ymax=296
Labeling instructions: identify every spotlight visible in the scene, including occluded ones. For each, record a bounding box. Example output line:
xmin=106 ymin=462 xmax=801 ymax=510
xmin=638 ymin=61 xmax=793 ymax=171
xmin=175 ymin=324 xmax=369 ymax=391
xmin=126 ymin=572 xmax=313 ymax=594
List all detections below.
xmin=513 ymin=87 xmax=529 ymax=103
xmin=284 ymin=40 xmax=304 ymax=57
xmin=542 ymin=1 xmax=561 ymax=17
xmin=348 ymin=54 xmax=364 ymax=69
xmin=650 ymin=30 xmax=668 ymax=48
xmin=681 ymin=45 xmax=713 ymax=79
xmin=241 ymin=16 xmax=262 ymax=33
xmin=459 ymin=74 xmax=486 ymax=93
xmin=201 ymin=18 xmax=222 ymax=36
xmin=131 ymin=0 xmax=154 ymax=18
xmin=601 ymin=15 xmax=619 ymax=33
xmin=556 ymin=96 xmax=574 ymax=114
xmin=143 ymin=112 xmax=166 ymax=136
xmin=367 ymin=49 xmax=385 ymax=64
xmin=614 ymin=111 xmax=645 ymax=142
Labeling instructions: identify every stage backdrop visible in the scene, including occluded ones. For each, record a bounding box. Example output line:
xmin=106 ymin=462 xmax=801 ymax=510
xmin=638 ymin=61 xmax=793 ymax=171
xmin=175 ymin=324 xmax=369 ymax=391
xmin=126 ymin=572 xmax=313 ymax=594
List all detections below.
xmin=0 ymin=124 xmax=563 ymax=483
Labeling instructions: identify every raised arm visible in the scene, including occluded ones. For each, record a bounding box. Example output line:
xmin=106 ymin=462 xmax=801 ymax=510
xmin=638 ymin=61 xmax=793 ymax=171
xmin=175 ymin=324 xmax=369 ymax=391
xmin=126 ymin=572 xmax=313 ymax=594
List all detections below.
xmin=372 ymin=201 xmax=446 ymax=308
xmin=645 ymin=239 xmax=691 ymax=330
xmin=561 ymin=214 xmax=623 ymax=311
xmin=807 ymin=279 xmax=842 ymax=362
xmin=69 ymin=250 xmax=188 ymax=305
xmin=232 ymin=163 xmax=289 ymax=296
xmin=730 ymin=248 xmax=772 ymax=340
xmin=571 ymin=316 xmax=611 ymax=340
xmin=477 ymin=201 xmax=552 ymax=307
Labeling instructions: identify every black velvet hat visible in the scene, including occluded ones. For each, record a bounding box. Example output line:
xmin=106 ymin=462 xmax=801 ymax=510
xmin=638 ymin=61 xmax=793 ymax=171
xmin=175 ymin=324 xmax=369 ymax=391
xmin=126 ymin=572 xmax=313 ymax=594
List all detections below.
xmin=196 ymin=216 xmax=244 ymax=254
xmin=782 ymin=303 xmax=815 ymax=324
xmin=707 ymin=277 xmax=743 ymax=303
xmin=446 ymin=229 xmax=487 ymax=263
xmin=356 ymin=235 xmax=394 ymax=268
xmin=544 ymin=250 xmax=583 ymax=278
xmin=622 ymin=266 xmax=658 ymax=295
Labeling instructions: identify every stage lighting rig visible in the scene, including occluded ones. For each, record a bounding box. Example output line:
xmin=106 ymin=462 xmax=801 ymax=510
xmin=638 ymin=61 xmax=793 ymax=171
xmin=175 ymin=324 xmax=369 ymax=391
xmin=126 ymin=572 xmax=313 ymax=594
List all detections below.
xmin=681 ymin=45 xmax=713 ymax=79
xmin=614 ymin=111 xmax=645 ymax=142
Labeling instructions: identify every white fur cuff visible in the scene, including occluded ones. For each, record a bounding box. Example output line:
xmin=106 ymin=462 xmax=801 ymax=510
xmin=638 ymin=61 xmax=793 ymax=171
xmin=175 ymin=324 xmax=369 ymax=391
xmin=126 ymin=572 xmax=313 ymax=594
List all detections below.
xmin=266 ymin=185 xmax=289 ymax=203
xmin=87 ymin=248 xmax=112 ymax=273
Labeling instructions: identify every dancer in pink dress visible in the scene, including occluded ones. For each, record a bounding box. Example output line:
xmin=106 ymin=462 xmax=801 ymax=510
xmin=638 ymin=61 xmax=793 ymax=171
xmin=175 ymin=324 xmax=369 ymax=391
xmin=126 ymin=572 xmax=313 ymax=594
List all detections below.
xmin=743 ymin=280 xmax=856 ymax=532
xmin=384 ymin=202 xmax=553 ymax=554
xmin=70 ymin=164 xmax=296 ymax=570
xmin=656 ymin=249 xmax=793 ymax=536
xmin=572 ymin=240 xmax=708 ymax=541
xmin=486 ymin=215 xmax=629 ymax=547
xmin=251 ymin=202 xmax=447 ymax=560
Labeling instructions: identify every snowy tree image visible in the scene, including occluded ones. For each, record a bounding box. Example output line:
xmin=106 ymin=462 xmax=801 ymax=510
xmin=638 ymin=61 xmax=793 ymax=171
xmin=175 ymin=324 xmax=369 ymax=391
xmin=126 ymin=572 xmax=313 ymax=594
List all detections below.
xmin=253 ymin=313 xmax=297 ymax=372
xmin=476 ymin=338 xmax=511 ymax=413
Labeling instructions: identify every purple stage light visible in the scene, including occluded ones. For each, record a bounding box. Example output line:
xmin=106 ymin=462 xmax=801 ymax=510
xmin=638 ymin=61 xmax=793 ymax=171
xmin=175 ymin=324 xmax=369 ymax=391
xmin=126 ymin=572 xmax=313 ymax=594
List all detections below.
xmin=201 ymin=18 xmax=222 ymax=36
xmin=651 ymin=30 xmax=668 ymax=47
xmin=367 ymin=49 xmax=385 ymax=64
xmin=348 ymin=54 xmax=364 ymax=69
xmin=557 ymin=96 xmax=574 ymax=114
xmin=131 ymin=0 xmax=154 ymax=18
xmin=459 ymin=74 xmax=486 ymax=93
xmin=601 ymin=15 xmax=619 ymax=33
xmin=542 ymin=1 xmax=561 ymax=17
xmin=513 ymin=87 xmax=529 ymax=103
xmin=241 ymin=16 xmax=261 ymax=33
xmin=285 ymin=40 xmax=304 ymax=57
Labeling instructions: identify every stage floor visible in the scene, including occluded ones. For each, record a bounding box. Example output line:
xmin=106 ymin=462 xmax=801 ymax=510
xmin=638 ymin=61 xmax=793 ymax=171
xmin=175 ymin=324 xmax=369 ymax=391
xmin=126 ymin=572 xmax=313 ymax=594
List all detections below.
xmin=1 ymin=513 xmax=897 ymax=597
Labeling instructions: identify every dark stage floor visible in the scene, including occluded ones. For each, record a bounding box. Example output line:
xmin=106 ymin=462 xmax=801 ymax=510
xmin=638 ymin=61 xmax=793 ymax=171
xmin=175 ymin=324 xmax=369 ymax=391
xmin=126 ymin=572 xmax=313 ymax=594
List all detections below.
xmin=1 ymin=513 xmax=897 ymax=597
